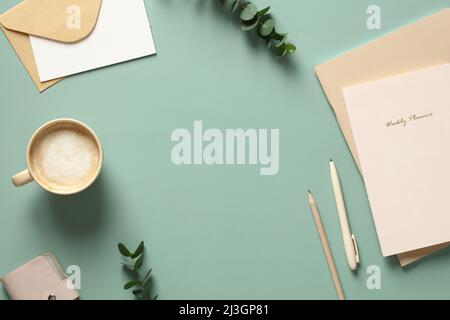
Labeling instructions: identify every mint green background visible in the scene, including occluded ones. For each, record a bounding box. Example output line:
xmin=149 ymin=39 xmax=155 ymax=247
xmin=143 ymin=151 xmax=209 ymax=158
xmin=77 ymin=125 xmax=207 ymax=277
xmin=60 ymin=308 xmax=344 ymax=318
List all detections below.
xmin=1 ymin=0 xmax=450 ymax=300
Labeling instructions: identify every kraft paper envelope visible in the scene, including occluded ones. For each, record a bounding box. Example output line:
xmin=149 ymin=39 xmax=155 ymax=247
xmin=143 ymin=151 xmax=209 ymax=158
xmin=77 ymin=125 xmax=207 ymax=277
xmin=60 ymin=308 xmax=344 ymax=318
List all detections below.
xmin=315 ymin=9 xmax=450 ymax=266
xmin=0 ymin=0 xmax=102 ymax=92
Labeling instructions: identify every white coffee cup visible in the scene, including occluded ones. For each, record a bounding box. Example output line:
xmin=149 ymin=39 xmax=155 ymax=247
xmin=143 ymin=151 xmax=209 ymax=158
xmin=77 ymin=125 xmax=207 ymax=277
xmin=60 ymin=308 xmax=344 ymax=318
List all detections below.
xmin=12 ymin=118 xmax=103 ymax=195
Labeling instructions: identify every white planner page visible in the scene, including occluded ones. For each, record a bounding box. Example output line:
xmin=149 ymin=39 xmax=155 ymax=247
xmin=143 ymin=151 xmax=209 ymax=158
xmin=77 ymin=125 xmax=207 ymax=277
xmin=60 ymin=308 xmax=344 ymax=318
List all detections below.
xmin=343 ymin=64 xmax=450 ymax=256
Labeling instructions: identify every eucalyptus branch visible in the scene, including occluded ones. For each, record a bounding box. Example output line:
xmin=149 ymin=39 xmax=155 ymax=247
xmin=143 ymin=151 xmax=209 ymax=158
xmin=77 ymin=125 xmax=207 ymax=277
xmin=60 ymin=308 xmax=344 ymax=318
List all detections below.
xmin=118 ymin=241 xmax=158 ymax=300
xmin=218 ymin=0 xmax=296 ymax=56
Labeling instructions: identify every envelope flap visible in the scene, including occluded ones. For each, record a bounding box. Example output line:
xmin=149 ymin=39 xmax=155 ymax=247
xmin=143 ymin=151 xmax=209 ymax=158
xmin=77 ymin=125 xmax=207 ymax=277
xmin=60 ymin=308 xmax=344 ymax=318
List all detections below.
xmin=0 ymin=0 xmax=102 ymax=43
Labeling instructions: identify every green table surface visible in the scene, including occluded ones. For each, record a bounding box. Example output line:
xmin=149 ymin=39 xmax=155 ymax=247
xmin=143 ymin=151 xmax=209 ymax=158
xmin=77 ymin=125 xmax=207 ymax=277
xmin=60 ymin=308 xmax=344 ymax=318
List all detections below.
xmin=1 ymin=0 xmax=450 ymax=300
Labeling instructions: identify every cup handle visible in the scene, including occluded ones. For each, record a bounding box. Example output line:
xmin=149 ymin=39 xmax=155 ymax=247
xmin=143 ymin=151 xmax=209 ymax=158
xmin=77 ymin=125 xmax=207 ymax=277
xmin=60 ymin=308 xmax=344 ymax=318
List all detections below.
xmin=12 ymin=169 xmax=34 ymax=187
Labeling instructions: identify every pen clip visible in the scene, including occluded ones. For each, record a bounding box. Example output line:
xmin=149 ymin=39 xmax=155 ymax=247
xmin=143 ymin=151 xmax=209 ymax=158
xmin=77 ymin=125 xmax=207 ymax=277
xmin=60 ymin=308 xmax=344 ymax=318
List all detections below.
xmin=351 ymin=234 xmax=360 ymax=265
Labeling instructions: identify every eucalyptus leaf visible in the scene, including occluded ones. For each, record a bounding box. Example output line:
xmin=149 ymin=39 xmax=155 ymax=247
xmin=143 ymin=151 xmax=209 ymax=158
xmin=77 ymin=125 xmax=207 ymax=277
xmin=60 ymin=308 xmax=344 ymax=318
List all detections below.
xmin=143 ymin=268 xmax=152 ymax=281
xmin=131 ymin=241 xmax=144 ymax=258
xmin=119 ymin=241 xmax=156 ymax=300
xmin=134 ymin=254 xmax=144 ymax=271
xmin=276 ymin=33 xmax=288 ymax=48
xmin=241 ymin=18 xmax=259 ymax=31
xmin=124 ymin=280 xmax=141 ymax=290
xmin=274 ymin=45 xmax=285 ymax=56
xmin=240 ymin=3 xmax=257 ymax=21
xmin=257 ymin=6 xmax=270 ymax=17
xmin=231 ymin=0 xmax=240 ymax=13
xmin=118 ymin=243 xmax=131 ymax=257
xmin=276 ymin=43 xmax=294 ymax=57
xmin=216 ymin=0 xmax=295 ymax=57
xmin=259 ymin=19 xmax=274 ymax=37
xmin=284 ymin=43 xmax=296 ymax=54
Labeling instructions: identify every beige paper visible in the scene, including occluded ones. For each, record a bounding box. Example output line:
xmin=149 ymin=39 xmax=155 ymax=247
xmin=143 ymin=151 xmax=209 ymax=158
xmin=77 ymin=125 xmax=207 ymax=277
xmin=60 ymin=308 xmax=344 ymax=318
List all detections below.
xmin=344 ymin=64 xmax=450 ymax=257
xmin=315 ymin=9 xmax=450 ymax=266
xmin=0 ymin=0 xmax=102 ymax=91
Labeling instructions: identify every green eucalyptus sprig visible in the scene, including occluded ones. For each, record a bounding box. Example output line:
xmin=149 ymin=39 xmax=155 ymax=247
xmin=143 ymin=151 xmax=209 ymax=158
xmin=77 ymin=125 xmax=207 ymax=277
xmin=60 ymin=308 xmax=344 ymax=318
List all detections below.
xmin=218 ymin=0 xmax=296 ymax=57
xmin=118 ymin=241 xmax=157 ymax=300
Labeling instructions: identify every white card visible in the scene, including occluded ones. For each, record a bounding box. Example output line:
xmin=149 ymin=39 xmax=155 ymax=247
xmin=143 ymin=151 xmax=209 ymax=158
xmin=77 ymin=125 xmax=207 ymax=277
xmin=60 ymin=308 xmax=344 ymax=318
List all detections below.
xmin=343 ymin=64 xmax=450 ymax=257
xmin=30 ymin=0 xmax=156 ymax=82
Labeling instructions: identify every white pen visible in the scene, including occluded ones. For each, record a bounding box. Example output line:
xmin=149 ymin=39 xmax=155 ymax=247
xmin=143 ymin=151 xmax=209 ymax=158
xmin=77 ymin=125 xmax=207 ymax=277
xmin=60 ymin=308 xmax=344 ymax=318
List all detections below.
xmin=330 ymin=160 xmax=359 ymax=271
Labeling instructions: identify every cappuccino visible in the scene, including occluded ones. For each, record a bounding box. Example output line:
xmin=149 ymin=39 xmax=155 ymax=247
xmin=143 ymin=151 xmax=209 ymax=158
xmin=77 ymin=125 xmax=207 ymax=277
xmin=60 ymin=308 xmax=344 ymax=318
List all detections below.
xmin=29 ymin=125 xmax=100 ymax=192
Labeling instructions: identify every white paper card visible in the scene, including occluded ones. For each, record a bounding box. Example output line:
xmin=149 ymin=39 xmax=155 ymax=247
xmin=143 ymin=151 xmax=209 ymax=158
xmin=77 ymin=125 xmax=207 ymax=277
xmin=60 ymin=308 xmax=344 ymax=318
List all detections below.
xmin=30 ymin=0 xmax=156 ymax=82
xmin=343 ymin=64 xmax=450 ymax=257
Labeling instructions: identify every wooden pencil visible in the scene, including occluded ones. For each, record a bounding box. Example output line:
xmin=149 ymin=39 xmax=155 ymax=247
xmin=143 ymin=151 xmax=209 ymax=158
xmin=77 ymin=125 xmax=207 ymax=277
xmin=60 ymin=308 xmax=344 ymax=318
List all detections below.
xmin=308 ymin=191 xmax=345 ymax=300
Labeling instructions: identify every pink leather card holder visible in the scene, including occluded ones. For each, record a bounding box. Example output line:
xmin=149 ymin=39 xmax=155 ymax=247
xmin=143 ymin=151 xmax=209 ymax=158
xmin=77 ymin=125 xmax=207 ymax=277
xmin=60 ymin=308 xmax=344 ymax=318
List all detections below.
xmin=1 ymin=253 xmax=79 ymax=300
